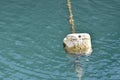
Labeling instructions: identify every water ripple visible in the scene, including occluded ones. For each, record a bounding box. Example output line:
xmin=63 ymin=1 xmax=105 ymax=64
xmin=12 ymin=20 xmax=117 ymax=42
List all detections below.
xmin=0 ymin=0 xmax=120 ymax=80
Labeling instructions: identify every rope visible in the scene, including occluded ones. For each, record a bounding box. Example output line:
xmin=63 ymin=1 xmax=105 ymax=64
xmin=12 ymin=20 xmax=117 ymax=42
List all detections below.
xmin=67 ymin=0 xmax=76 ymax=33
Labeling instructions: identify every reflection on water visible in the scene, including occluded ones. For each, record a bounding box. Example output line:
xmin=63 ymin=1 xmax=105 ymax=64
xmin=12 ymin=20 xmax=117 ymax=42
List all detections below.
xmin=67 ymin=55 xmax=90 ymax=80
xmin=75 ymin=64 xmax=82 ymax=80
xmin=74 ymin=57 xmax=83 ymax=80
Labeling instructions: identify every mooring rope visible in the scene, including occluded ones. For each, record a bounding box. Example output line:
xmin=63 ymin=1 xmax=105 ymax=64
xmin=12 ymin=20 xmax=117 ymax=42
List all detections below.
xmin=67 ymin=0 xmax=76 ymax=33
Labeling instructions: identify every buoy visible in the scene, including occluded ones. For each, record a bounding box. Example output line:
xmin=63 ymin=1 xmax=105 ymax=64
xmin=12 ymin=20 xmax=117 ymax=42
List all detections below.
xmin=63 ymin=0 xmax=93 ymax=56
xmin=63 ymin=33 xmax=92 ymax=55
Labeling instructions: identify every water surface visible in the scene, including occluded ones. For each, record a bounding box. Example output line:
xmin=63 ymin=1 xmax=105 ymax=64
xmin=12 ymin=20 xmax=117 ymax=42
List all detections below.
xmin=0 ymin=0 xmax=120 ymax=80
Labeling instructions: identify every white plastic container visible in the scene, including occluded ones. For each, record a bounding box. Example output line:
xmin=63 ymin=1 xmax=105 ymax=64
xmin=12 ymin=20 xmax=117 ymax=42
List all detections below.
xmin=63 ymin=33 xmax=92 ymax=55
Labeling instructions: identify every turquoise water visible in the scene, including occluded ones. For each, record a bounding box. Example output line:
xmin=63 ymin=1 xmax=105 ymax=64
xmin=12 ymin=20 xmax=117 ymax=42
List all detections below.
xmin=0 ymin=0 xmax=120 ymax=80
